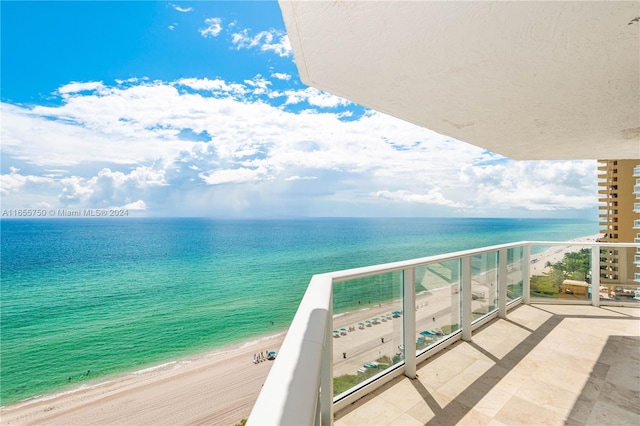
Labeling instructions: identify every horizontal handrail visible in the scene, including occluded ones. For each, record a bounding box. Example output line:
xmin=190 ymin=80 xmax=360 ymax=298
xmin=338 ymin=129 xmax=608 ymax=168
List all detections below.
xmin=331 ymin=241 xmax=638 ymax=283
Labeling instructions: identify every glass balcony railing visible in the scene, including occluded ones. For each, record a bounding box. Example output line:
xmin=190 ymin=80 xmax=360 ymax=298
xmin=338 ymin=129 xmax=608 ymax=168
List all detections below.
xmin=248 ymin=241 xmax=639 ymax=426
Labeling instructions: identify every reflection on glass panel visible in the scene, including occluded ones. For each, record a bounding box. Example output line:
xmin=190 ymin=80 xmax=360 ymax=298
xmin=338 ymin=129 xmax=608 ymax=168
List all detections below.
xmin=530 ymin=245 xmax=592 ymax=301
xmin=414 ymin=260 xmax=461 ymax=354
xmin=506 ymin=247 xmax=523 ymax=303
xmin=332 ymin=271 xmax=403 ymax=397
xmin=471 ymin=251 xmax=498 ymax=322
xmin=599 ymin=245 xmax=640 ymax=304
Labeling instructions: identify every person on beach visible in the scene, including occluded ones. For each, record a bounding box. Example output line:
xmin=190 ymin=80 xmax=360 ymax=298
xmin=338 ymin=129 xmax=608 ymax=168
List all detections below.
xmin=343 ymin=352 xmax=346 ymax=359
xmin=381 ymin=337 xmax=384 ymax=343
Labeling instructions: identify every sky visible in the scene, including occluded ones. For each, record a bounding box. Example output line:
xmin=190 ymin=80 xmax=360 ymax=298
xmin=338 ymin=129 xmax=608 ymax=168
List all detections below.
xmin=0 ymin=1 xmax=599 ymax=219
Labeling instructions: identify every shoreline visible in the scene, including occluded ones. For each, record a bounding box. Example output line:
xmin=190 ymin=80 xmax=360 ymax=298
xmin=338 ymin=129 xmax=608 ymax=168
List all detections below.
xmin=0 ymin=331 xmax=286 ymax=425
xmin=1 ymin=234 xmax=601 ymax=425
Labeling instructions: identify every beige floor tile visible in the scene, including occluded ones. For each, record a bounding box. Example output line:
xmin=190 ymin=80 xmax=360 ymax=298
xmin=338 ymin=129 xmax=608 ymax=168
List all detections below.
xmin=436 ymin=345 xmax=484 ymax=372
xmin=491 ymin=371 xmax=529 ymax=395
xmin=388 ymin=412 xmax=423 ymax=426
xmin=507 ymin=305 xmax=553 ymax=330
xmin=448 ymin=341 xmax=493 ymax=362
xmin=588 ymin=399 xmax=640 ymax=425
xmin=338 ymin=397 xmax=406 ymax=426
xmin=516 ymin=379 xmax=580 ymax=416
xmin=493 ymin=395 xmax=565 ymax=425
xmin=457 ymin=408 xmax=493 ymax=425
xmin=405 ymin=399 xmax=436 ymax=424
xmin=469 ymin=387 xmax=514 ymax=418
xmin=416 ymin=365 xmax=461 ymax=392
xmin=534 ymin=364 xmax=591 ymax=395
xmin=378 ymin=379 xmax=425 ymax=412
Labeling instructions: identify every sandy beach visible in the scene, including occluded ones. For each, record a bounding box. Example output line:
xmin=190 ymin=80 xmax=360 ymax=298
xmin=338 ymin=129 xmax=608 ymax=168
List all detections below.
xmin=1 ymin=234 xmax=600 ymax=425
xmin=0 ymin=333 xmax=285 ymax=426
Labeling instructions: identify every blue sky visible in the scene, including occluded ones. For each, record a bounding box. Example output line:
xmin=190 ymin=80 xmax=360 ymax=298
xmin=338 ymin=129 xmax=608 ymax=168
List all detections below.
xmin=1 ymin=1 xmax=598 ymax=218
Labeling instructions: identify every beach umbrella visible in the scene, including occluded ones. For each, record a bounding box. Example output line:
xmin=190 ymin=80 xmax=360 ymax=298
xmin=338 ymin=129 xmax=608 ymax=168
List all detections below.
xmin=392 ymin=311 xmax=401 ymax=315
xmin=420 ymin=330 xmax=435 ymax=336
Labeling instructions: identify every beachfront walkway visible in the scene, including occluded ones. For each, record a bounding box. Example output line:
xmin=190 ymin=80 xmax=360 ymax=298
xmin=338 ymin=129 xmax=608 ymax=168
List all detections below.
xmin=335 ymin=304 xmax=640 ymax=426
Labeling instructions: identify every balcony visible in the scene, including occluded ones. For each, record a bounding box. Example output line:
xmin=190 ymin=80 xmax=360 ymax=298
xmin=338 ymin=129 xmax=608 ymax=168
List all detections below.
xmin=332 ymin=304 xmax=639 ymax=425
xmin=634 ymin=166 xmax=640 ymax=177
xmin=248 ymin=241 xmax=640 ymax=425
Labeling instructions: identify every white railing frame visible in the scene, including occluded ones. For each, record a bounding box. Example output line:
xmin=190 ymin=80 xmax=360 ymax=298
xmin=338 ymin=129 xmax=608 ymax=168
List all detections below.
xmin=248 ymin=241 xmax=638 ymax=425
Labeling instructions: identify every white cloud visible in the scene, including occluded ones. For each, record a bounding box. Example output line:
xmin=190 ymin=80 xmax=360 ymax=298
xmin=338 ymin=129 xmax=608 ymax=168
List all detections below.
xmin=458 ymin=160 xmax=598 ymax=212
xmin=271 ymin=72 xmax=291 ymax=81
xmin=122 ymin=200 xmax=147 ymax=210
xmin=175 ymin=77 xmax=246 ymax=95
xmin=200 ymin=17 xmax=222 ymax=38
xmin=58 ymin=167 xmax=166 ymax=208
xmin=375 ymin=189 xmax=466 ymax=208
xmin=199 ymin=167 xmax=268 ymax=185
xmin=0 ymin=167 xmax=55 ymax=195
xmin=231 ymin=29 xmax=291 ymax=57
xmin=58 ymin=81 xmax=105 ymax=95
xmin=170 ymin=4 xmax=192 ymax=13
xmin=0 ymin=77 xmax=598 ymax=217
xmin=168 ymin=24 xmax=177 ymax=31
xmin=285 ymin=175 xmax=317 ymax=181
xmin=283 ymin=87 xmax=350 ymax=108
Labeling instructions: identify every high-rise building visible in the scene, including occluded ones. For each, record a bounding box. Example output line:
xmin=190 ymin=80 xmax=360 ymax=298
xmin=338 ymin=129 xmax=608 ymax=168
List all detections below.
xmin=598 ymin=160 xmax=640 ymax=287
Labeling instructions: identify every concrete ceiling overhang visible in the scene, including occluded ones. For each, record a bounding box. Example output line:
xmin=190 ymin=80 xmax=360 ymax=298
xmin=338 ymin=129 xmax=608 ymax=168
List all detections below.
xmin=279 ymin=1 xmax=640 ymax=160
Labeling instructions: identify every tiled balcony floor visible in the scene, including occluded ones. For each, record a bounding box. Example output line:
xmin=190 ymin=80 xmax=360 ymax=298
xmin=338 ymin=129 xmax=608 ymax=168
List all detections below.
xmin=335 ymin=304 xmax=640 ymax=426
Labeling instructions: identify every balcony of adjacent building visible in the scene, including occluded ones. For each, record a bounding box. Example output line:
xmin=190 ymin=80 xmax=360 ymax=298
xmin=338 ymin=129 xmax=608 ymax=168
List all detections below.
xmin=598 ymin=186 xmax=618 ymax=195
xmin=634 ymin=166 xmax=640 ymax=178
xmin=248 ymin=241 xmax=640 ymax=425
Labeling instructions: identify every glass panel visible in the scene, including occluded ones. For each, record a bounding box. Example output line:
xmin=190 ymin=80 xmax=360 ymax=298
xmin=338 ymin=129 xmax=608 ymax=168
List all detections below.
xmin=471 ymin=251 xmax=498 ymax=322
xmin=332 ymin=271 xmax=403 ymax=397
xmin=599 ymin=245 xmax=640 ymax=304
xmin=414 ymin=260 xmax=461 ymax=354
xmin=506 ymin=247 xmax=524 ymax=303
xmin=530 ymin=244 xmax=592 ymax=301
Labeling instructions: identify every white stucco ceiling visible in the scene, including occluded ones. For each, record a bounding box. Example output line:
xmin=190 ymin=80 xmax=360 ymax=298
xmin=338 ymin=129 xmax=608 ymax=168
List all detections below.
xmin=279 ymin=1 xmax=640 ymax=160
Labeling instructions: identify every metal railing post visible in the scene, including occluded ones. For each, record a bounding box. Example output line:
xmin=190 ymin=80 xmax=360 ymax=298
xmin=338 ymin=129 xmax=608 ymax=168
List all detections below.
xmin=461 ymin=256 xmax=472 ymax=342
xmin=522 ymin=244 xmax=531 ymax=304
xmin=402 ymin=268 xmax=417 ymax=378
xmin=591 ymin=245 xmax=600 ymax=307
xmin=498 ymin=249 xmax=507 ymax=319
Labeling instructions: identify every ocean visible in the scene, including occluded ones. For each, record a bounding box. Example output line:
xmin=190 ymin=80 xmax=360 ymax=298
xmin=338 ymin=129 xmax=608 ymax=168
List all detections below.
xmin=0 ymin=217 xmax=597 ymax=406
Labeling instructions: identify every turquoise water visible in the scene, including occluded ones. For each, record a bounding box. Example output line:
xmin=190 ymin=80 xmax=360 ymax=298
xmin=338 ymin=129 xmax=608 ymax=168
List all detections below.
xmin=0 ymin=217 xmax=597 ymax=405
